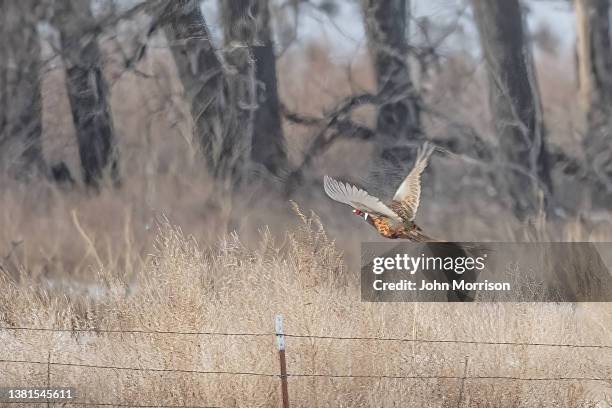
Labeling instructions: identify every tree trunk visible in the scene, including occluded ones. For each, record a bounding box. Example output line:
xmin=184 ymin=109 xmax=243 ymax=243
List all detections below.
xmin=361 ymin=0 xmax=422 ymax=191
xmin=471 ymin=0 xmax=552 ymax=219
xmin=52 ymin=0 xmax=119 ymax=189
xmin=575 ymin=0 xmax=612 ymax=206
xmin=0 ymin=0 xmax=45 ymax=179
xmin=162 ymin=0 xmax=246 ymax=181
xmin=219 ymin=0 xmax=287 ymax=176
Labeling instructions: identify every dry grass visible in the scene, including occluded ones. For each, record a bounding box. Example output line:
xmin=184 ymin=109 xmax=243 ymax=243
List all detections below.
xmin=0 ymin=22 xmax=612 ymax=408
xmin=1 ymin=207 xmax=612 ymax=407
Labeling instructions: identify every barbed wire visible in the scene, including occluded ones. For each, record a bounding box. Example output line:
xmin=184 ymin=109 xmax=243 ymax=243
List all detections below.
xmin=286 ymin=373 xmax=612 ymax=382
xmin=2 ymin=324 xmax=610 ymax=408
xmin=0 ymin=326 xmax=270 ymax=338
xmin=1 ymin=402 xmax=218 ymax=407
xmin=283 ymin=333 xmax=612 ymax=350
xmin=1 ymin=325 xmax=611 ymax=350
xmin=0 ymin=358 xmax=277 ymax=378
xmin=0 ymin=357 xmax=610 ymax=383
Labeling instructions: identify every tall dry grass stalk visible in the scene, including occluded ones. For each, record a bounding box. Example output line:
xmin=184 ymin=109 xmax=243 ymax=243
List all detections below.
xmin=1 ymin=207 xmax=611 ymax=407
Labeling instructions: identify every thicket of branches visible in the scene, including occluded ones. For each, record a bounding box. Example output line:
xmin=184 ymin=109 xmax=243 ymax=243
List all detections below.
xmin=0 ymin=0 xmax=610 ymax=220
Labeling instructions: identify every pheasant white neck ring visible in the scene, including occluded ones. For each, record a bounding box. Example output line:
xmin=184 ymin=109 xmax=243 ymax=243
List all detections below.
xmin=353 ymin=208 xmax=370 ymax=221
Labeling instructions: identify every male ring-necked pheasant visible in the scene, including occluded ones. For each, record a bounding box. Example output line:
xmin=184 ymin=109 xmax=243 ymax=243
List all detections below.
xmin=324 ymin=143 xmax=436 ymax=242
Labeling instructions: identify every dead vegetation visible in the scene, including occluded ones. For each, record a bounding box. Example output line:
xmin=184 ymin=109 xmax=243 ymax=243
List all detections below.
xmin=1 ymin=206 xmax=612 ymax=407
xmin=0 ymin=3 xmax=611 ymax=406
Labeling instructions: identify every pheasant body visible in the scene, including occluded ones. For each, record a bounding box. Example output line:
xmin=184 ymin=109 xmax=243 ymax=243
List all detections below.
xmin=370 ymin=215 xmax=434 ymax=241
xmin=371 ymin=217 xmax=394 ymax=238
xmin=323 ymin=143 xmax=436 ymax=242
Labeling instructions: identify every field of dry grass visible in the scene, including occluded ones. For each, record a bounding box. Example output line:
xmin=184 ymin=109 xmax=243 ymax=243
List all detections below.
xmin=2 ymin=207 xmax=612 ymax=407
xmin=1 ymin=23 xmax=612 ymax=407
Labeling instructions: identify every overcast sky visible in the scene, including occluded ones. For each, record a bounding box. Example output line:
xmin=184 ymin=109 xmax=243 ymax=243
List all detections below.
xmin=199 ymin=0 xmax=576 ymax=61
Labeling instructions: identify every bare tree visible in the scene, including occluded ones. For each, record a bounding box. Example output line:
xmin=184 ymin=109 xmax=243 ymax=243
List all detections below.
xmin=575 ymin=0 xmax=612 ymax=205
xmin=219 ymin=0 xmax=287 ymax=176
xmin=52 ymin=0 xmax=119 ymax=189
xmin=471 ymin=0 xmax=552 ymax=219
xmin=361 ymin=0 xmax=423 ymax=191
xmin=161 ymin=0 xmax=247 ymax=181
xmin=0 ymin=0 xmax=45 ymax=179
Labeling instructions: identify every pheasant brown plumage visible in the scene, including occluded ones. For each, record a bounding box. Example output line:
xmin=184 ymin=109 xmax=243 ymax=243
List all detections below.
xmin=370 ymin=216 xmax=435 ymax=241
xmin=324 ymin=143 xmax=436 ymax=241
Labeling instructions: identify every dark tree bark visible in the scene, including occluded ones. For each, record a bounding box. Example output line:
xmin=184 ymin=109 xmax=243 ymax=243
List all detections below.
xmin=161 ymin=0 xmax=246 ymax=181
xmin=361 ymin=0 xmax=423 ymax=190
xmin=0 ymin=0 xmax=45 ymax=179
xmin=52 ymin=0 xmax=119 ymax=189
xmin=575 ymin=0 xmax=612 ymax=206
xmin=471 ymin=0 xmax=552 ymax=219
xmin=219 ymin=0 xmax=287 ymax=176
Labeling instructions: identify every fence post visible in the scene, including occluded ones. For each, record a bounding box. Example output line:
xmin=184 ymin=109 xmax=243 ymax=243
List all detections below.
xmin=46 ymin=351 xmax=51 ymax=408
xmin=275 ymin=314 xmax=290 ymax=408
xmin=456 ymin=355 xmax=469 ymax=408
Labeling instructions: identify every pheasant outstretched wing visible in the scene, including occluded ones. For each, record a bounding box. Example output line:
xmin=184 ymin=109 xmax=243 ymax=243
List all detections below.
xmin=324 ymin=175 xmax=402 ymax=222
xmin=391 ymin=142 xmax=434 ymax=221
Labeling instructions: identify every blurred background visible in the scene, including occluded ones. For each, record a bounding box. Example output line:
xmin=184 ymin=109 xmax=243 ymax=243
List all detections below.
xmin=2 ymin=1 xmax=612 ymax=406
xmin=0 ymin=0 xmax=611 ymax=287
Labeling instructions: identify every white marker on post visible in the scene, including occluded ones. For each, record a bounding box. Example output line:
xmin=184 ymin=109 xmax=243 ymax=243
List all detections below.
xmin=275 ymin=314 xmax=285 ymax=350
xmin=275 ymin=314 xmax=289 ymax=408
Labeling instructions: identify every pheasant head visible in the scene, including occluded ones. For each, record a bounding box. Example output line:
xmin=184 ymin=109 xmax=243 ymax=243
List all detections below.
xmin=352 ymin=208 xmax=369 ymax=220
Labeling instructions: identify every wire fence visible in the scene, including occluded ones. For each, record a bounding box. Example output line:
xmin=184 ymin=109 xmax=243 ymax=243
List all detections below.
xmin=1 ymin=320 xmax=611 ymax=407
xmin=3 ymin=324 xmax=611 ymax=349
xmin=0 ymin=403 xmax=216 ymax=407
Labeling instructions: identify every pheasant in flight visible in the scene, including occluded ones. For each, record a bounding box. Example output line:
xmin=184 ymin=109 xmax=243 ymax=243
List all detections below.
xmin=324 ymin=143 xmax=436 ymax=241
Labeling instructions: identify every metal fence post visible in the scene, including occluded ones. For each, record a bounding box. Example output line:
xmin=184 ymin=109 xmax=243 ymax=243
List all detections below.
xmin=47 ymin=351 xmax=51 ymax=408
xmin=456 ymin=355 xmax=469 ymax=408
xmin=275 ymin=315 xmax=290 ymax=408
